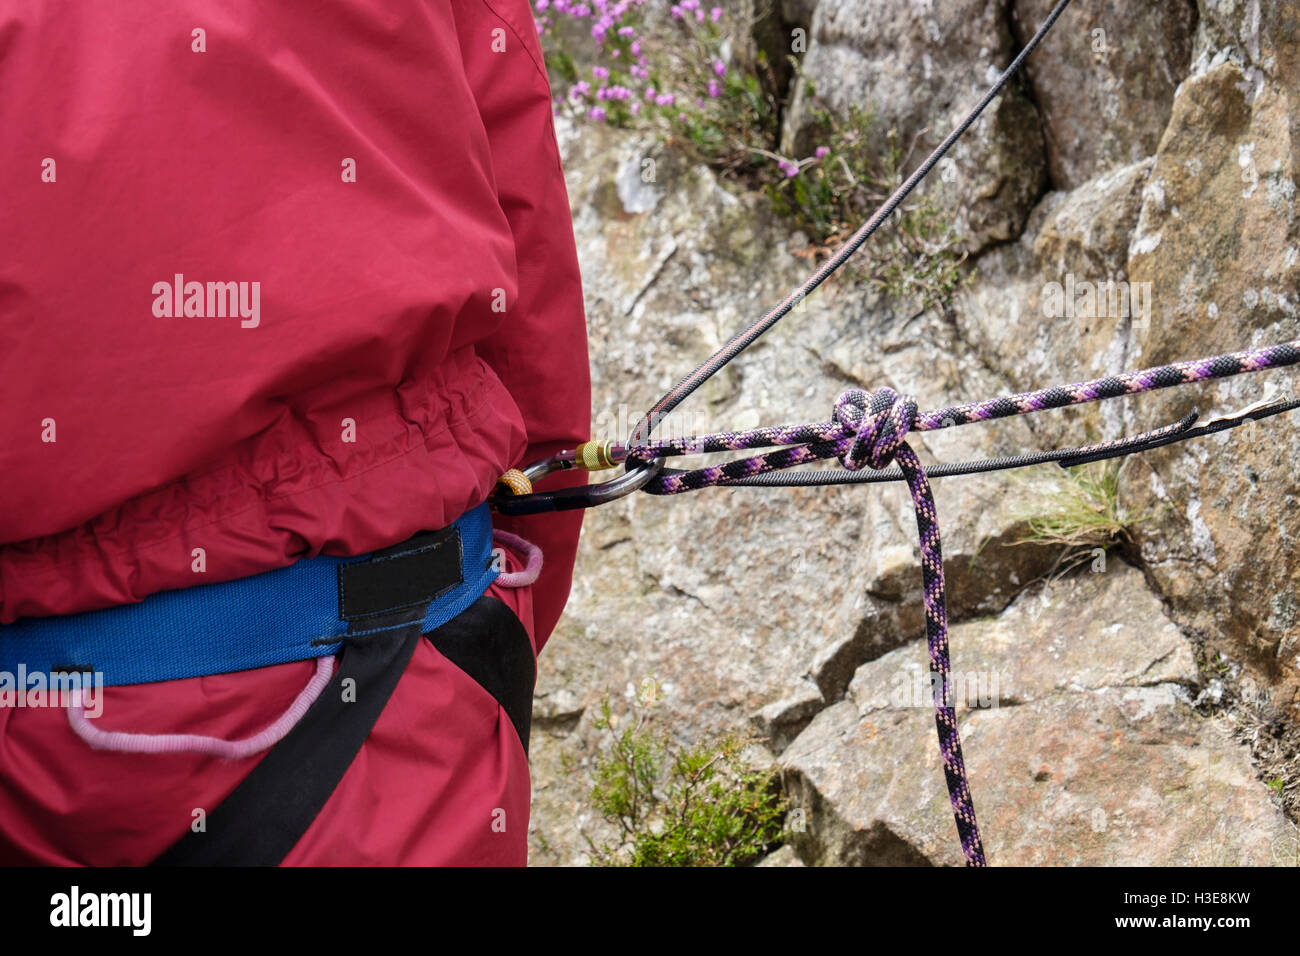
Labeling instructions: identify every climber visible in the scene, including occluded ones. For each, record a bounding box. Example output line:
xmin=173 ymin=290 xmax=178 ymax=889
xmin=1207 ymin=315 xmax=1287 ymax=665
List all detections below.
xmin=0 ymin=0 xmax=589 ymax=865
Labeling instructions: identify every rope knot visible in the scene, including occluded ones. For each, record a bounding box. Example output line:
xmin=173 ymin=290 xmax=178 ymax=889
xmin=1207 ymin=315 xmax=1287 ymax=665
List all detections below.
xmin=834 ymin=387 xmax=918 ymax=471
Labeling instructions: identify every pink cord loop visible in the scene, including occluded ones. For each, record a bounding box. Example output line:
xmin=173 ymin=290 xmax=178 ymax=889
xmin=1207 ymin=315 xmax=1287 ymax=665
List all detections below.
xmin=492 ymin=529 xmax=543 ymax=587
xmin=67 ymin=655 xmax=335 ymax=758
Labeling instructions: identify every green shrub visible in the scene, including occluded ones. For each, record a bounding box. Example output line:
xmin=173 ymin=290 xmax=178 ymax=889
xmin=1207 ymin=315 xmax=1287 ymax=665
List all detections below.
xmin=585 ymin=692 xmax=787 ymax=867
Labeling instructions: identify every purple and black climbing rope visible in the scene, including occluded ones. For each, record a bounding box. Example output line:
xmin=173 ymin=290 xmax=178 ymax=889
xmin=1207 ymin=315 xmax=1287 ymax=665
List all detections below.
xmin=894 ymin=442 xmax=984 ymax=866
xmin=627 ymin=342 xmax=1300 ymax=494
xmin=624 ymin=345 xmax=1300 ymax=866
xmin=915 ymin=342 xmax=1300 ymax=432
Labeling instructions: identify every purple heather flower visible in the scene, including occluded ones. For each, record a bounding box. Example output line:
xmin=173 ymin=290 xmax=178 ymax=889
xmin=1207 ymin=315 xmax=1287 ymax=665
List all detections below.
xmin=588 ymin=106 xmax=606 ymax=121
xmin=779 ymin=159 xmax=799 ymax=178
xmin=712 ymin=59 xmax=726 ymax=77
xmin=815 ymin=146 xmax=830 ymax=159
xmin=711 ymin=7 xmax=722 ymax=22
xmin=707 ymin=79 xmax=721 ymax=98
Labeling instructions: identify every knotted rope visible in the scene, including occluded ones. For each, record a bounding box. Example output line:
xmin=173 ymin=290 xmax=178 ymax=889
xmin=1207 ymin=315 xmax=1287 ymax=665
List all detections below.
xmin=631 ymin=385 xmax=986 ymax=864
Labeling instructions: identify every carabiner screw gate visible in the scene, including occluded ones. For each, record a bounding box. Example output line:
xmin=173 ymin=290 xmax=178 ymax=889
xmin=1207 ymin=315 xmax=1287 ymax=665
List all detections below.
xmin=490 ymin=440 xmax=664 ymax=516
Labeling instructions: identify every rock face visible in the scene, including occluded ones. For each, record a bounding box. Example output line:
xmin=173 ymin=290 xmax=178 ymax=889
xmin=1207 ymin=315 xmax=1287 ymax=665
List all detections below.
xmin=1012 ymin=0 xmax=1196 ymax=190
xmin=1124 ymin=54 xmax=1300 ymax=725
xmin=527 ymin=0 xmax=1300 ymax=865
xmin=951 ymin=5 xmax=1300 ymax=727
xmin=782 ymin=565 xmax=1292 ymax=865
xmin=782 ymin=0 xmax=1047 ymax=252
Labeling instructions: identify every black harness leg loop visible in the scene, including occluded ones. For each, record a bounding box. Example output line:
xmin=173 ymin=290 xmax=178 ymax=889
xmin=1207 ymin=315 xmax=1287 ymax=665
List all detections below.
xmin=151 ymin=606 xmax=424 ymax=867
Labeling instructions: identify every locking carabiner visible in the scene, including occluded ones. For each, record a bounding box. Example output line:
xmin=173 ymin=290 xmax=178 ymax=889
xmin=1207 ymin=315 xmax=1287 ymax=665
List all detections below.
xmin=491 ymin=440 xmax=665 ymax=515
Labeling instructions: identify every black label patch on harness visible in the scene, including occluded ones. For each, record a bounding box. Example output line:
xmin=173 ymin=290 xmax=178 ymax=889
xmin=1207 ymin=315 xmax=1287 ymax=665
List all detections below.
xmin=337 ymin=527 xmax=463 ymax=621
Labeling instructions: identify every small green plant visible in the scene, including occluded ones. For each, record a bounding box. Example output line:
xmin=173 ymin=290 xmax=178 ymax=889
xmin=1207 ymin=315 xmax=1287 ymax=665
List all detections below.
xmin=585 ymin=690 xmax=787 ymax=867
xmin=767 ymin=107 xmax=971 ymax=313
xmin=1015 ymin=460 xmax=1156 ymax=553
xmin=1268 ymin=777 xmax=1286 ymax=795
xmin=1207 ymin=652 xmax=1233 ymax=677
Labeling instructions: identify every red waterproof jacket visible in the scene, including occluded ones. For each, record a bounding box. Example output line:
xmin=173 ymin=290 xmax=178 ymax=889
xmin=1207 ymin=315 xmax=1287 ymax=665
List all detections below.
xmin=0 ymin=0 xmax=589 ymax=864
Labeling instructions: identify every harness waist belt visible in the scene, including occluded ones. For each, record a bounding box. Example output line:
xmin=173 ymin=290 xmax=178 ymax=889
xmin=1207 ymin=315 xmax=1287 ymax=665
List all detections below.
xmin=0 ymin=503 xmax=497 ymax=686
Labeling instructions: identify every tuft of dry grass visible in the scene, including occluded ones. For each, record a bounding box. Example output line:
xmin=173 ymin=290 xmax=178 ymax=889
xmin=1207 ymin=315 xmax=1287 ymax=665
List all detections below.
xmin=1014 ymin=459 xmax=1152 ymax=551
